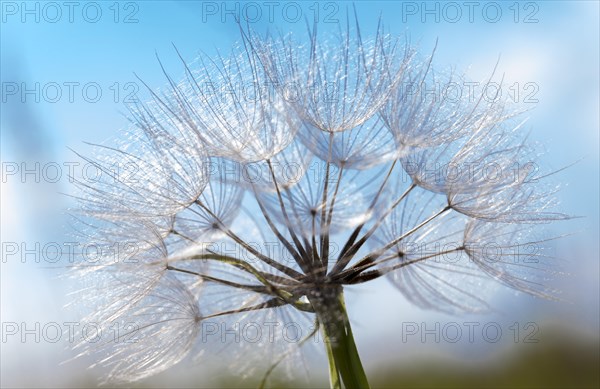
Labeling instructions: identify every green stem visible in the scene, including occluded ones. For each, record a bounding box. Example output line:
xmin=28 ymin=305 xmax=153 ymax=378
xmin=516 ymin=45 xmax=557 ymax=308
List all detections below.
xmin=311 ymin=286 xmax=370 ymax=389
xmin=324 ymin=334 xmax=342 ymax=389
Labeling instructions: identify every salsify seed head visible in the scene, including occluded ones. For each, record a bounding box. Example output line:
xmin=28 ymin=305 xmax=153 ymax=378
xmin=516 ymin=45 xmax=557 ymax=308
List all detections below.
xmin=68 ymin=17 xmax=567 ymax=385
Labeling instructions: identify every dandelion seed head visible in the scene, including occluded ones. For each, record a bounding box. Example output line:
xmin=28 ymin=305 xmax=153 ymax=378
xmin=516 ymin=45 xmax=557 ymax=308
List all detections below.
xmin=69 ymin=16 xmax=567 ymax=385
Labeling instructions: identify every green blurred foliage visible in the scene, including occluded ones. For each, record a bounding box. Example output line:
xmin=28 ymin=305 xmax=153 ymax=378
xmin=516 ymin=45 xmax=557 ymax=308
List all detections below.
xmin=72 ymin=326 xmax=598 ymax=388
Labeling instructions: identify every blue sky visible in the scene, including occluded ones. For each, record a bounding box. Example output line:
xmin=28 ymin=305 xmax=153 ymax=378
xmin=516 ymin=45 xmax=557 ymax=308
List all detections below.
xmin=1 ymin=1 xmax=599 ymax=387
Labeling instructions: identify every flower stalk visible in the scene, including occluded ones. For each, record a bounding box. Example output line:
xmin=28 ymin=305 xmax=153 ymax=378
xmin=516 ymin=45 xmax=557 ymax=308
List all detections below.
xmin=310 ymin=286 xmax=370 ymax=389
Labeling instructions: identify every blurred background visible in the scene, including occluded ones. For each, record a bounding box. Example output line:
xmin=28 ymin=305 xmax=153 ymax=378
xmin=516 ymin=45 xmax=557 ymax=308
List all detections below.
xmin=1 ymin=1 xmax=598 ymax=388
